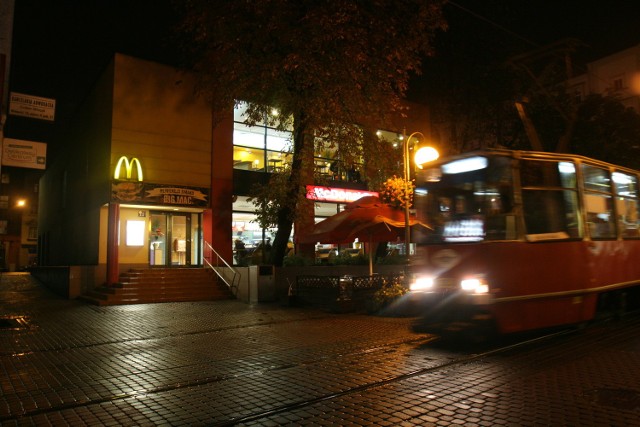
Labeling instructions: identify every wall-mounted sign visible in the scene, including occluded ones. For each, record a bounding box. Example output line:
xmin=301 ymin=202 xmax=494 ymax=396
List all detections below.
xmin=111 ymin=181 xmax=209 ymax=208
xmin=144 ymin=185 xmax=209 ymax=206
xmin=306 ymin=185 xmax=379 ymax=203
xmin=113 ymin=156 xmax=143 ymax=181
xmin=9 ymin=92 xmax=56 ymax=121
xmin=2 ymin=138 xmax=47 ymax=170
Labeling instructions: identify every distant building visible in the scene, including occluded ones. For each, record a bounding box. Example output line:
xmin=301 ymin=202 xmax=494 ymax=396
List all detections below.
xmin=571 ymin=43 xmax=640 ymax=112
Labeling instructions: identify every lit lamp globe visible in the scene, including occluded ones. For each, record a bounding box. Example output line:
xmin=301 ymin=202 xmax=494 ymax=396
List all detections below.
xmin=415 ymin=146 xmax=439 ymax=168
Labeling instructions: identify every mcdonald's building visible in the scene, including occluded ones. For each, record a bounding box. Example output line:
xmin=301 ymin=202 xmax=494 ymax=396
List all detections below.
xmin=34 ymin=53 xmax=430 ymax=301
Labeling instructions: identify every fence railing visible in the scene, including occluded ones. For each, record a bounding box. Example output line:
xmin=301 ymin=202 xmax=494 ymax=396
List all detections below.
xmin=293 ymin=274 xmax=404 ymax=313
xmin=204 ymin=242 xmax=240 ymax=297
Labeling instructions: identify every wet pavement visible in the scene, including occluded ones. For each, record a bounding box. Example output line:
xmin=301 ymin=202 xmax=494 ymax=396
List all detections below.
xmin=1 ymin=272 xmax=639 ymax=426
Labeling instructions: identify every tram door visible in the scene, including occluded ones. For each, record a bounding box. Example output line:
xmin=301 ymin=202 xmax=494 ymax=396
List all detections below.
xmin=149 ymin=213 xmax=193 ymax=266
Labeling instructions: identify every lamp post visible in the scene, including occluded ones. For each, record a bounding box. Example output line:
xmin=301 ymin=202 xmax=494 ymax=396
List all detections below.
xmin=402 ymin=131 xmax=439 ymax=259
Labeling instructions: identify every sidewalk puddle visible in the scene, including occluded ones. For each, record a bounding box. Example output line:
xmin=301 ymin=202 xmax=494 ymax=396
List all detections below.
xmin=0 ymin=316 xmax=29 ymax=330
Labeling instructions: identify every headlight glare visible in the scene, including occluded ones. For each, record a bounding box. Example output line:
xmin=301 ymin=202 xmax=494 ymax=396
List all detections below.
xmin=460 ymin=277 xmax=489 ymax=294
xmin=410 ymin=276 xmax=434 ymax=292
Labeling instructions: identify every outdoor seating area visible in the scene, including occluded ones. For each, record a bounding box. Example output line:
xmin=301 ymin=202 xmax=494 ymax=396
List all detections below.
xmin=293 ymin=273 xmax=405 ymax=313
xmin=300 ymin=196 xmax=431 ymax=274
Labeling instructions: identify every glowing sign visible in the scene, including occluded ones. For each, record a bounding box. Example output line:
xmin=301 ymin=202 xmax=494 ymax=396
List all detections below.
xmin=114 ymin=156 xmax=143 ymax=181
xmin=306 ymin=185 xmax=378 ymax=203
xmin=443 ymin=219 xmax=484 ymax=242
xmin=442 ymin=156 xmax=488 ymax=174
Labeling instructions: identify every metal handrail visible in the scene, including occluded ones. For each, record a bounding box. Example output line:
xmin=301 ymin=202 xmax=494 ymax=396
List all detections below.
xmin=204 ymin=241 xmax=240 ymax=297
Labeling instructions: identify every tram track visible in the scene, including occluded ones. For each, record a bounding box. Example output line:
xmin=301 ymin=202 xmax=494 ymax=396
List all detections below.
xmin=3 ymin=312 xmax=638 ymax=424
xmin=221 ymin=315 xmax=640 ymax=427
xmin=0 ymin=329 xmax=432 ymax=423
xmin=211 ymin=327 xmax=578 ymax=426
xmin=1 ymin=323 xmax=568 ymax=424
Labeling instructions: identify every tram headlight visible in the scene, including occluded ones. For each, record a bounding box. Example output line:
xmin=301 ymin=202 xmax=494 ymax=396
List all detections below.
xmin=409 ymin=276 xmax=435 ymax=292
xmin=460 ymin=277 xmax=489 ymax=294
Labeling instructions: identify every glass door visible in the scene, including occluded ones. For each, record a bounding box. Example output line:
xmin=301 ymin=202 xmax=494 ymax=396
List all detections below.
xmin=170 ymin=214 xmax=189 ymax=266
xmin=150 ymin=213 xmax=168 ymax=266
xmin=149 ymin=212 xmax=198 ymax=266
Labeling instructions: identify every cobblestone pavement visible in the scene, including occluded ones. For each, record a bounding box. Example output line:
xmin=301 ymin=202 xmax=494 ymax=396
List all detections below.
xmin=1 ymin=272 xmax=639 ymax=426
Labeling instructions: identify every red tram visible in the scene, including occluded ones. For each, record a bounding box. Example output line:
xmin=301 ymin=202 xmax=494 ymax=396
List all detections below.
xmin=406 ymin=149 xmax=640 ymax=335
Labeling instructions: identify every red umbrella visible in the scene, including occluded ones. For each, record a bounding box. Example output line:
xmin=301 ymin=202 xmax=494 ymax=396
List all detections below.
xmin=297 ymin=196 xmax=432 ymax=274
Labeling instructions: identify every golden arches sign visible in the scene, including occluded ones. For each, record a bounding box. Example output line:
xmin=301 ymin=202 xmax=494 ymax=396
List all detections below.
xmin=113 ymin=156 xmax=143 ymax=181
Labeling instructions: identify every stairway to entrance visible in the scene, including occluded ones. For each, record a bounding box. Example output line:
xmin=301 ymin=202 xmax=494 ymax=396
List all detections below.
xmin=79 ymin=268 xmax=235 ymax=305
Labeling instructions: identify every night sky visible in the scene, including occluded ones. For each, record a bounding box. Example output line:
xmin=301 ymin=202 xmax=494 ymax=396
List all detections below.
xmin=8 ymin=0 xmax=640 ymax=131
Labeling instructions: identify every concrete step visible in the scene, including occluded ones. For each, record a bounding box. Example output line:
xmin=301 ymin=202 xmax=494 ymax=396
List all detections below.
xmin=80 ymin=268 xmax=234 ymax=305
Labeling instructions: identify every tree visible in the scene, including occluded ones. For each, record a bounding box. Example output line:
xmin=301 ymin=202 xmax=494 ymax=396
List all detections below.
xmin=422 ymin=36 xmax=640 ymax=165
xmin=175 ymin=0 xmax=447 ymax=266
xmin=571 ymin=94 xmax=640 ymax=169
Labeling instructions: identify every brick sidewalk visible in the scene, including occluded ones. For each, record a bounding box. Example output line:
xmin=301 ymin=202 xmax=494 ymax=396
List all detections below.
xmin=1 ymin=272 xmax=639 ymax=426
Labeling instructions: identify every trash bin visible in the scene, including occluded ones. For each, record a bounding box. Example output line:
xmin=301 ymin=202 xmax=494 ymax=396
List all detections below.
xmin=257 ymin=265 xmax=276 ymax=302
xmin=338 ymin=275 xmax=354 ymax=300
xmin=335 ymin=275 xmax=354 ymax=312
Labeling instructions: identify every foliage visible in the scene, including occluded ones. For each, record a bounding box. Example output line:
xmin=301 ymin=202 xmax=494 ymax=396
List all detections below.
xmin=363 ymin=132 xmax=405 ymax=190
xmin=426 ymin=49 xmax=640 ymax=164
xmin=175 ymin=0 xmax=447 ymax=266
xmin=326 ymin=252 xmax=368 ymax=266
xmin=571 ymin=94 xmax=640 ymax=169
xmin=247 ymin=166 xmax=305 ymax=230
xmin=423 ymin=60 xmax=525 ymax=154
xmin=282 ymin=254 xmax=314 ymax=267
xmin=379 ymin=176 xmax=414 ymax=210
xmin=377 ymin=254 xmax=408 ymax=265
xmin=373 ymin=279 xmax=408 ymax=308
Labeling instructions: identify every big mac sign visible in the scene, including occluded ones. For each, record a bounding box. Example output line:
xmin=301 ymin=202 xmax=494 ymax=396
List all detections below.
xmin=111 ymin=156 xmax=209 ymax=208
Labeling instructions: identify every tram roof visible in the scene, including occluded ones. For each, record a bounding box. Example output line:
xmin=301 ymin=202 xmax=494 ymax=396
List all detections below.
xmin=434 ymin=148 xmax=639 ymax=174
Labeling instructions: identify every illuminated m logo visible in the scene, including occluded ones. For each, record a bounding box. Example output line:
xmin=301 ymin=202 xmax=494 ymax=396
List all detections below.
xmin=114 ymin=156 xmax=143 ymax=181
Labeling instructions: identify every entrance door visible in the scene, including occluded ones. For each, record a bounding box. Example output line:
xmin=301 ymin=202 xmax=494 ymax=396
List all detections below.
xmin=170 ymin=214 xmax=189 ymax=266
xmin=149 ymin=213 xmax=195 ymax=266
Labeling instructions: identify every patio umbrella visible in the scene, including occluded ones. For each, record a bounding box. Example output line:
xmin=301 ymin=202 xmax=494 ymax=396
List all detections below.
xmin=297 ymin=196 xmax=432 ymax=274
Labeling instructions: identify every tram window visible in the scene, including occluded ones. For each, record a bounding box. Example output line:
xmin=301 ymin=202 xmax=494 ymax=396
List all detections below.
xmin=582 ymin=164 xmax=611 ymax=193
xmin=613 ymin=171 xmax=638 ymax=196
xmin=416 ymin=155 xmax=515 ymax=243
xmin=613 ymin=171 xmax=639 ymax=238
xmin=584 ymin=194 xmax=615 ymax=239
xmin=617 ymin=198 xmax=640 ymax=238
xmin=521 ymin=160 xmax=576 ymax=188
xmin=522 ymin=189 xmax=580 ymax=238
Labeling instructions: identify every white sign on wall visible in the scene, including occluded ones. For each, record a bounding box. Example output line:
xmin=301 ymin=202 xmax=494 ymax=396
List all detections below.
xmin=9 ymin=92 xmax=56 ymax=121
xmin=2 ymin=138 xmax=47 ymax=170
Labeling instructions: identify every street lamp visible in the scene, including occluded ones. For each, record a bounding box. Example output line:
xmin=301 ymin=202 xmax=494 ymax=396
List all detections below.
xmin=402 ymin=131 xmax=439 ymax=259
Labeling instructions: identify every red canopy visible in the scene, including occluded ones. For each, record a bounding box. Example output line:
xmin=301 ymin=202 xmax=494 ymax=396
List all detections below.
xmin=297 ymin=196 xmax=431 ymax=245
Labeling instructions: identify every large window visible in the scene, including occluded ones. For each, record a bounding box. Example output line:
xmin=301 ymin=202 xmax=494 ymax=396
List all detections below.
xmin=414 ymin=155 xmax=517 ymax=243
xmin=520 ymin=160 xmax=581 ymax=240
xmin=233 ymin=102 xmax=292 ymax=172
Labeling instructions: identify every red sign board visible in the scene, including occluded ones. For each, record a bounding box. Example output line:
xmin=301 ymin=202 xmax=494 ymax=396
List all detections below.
xmin=306 ymin=185 xmax=379 ymax=203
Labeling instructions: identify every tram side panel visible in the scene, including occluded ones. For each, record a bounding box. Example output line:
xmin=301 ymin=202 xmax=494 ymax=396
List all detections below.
xmin=412 ymin=238 xmax=640 ymax=334
xmin=586 ymin=240 xmax=640 ymax=312
xmin=486 ymin=241 xmax=596 ymax=334
xmin=410 ymin=241 xmax=597 ymax=335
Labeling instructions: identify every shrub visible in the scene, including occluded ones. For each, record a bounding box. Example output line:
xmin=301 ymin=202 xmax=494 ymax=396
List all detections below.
xmin=376 ymin=254 xmax=408 ymax=265
xmin=328 ymin=252 xmax=368 ymax=265
xmin=373 ymin=278 xmax=408 ymax=308
xmin=283 ymin=254 xmax=314 ymax=266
